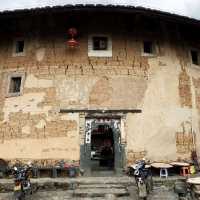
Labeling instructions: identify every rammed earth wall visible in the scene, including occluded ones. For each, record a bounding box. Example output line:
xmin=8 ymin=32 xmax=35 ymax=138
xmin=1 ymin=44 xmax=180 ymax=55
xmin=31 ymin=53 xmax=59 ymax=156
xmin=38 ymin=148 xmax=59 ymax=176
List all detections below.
xmin=0 ymin=10 xmax=200 ymax=166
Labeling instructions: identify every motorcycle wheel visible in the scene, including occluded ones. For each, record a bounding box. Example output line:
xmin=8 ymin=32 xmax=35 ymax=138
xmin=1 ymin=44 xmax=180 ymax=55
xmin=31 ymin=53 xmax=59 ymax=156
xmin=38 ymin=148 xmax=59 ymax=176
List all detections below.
xmin=13 ymin=191 xmax=25 ymax=200
xmin=137 ymin=181 xmax=147 ymax=199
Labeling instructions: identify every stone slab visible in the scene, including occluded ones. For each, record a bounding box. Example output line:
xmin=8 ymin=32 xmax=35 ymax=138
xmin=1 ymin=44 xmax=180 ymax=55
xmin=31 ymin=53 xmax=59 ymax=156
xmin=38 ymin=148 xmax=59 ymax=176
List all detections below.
xmin=73 ymin=188 xmax=128 ymax=196
xmin=78 ymin=184 xmax=125 ymax=188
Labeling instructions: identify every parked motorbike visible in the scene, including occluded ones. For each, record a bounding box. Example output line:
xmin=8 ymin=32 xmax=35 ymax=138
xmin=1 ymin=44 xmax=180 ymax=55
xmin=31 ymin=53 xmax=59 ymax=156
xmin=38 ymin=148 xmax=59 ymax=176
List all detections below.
xmin=130 ymin=159 xmax=152 ymax=200
xmin=12 ymin=164 xmax=32 ymax=200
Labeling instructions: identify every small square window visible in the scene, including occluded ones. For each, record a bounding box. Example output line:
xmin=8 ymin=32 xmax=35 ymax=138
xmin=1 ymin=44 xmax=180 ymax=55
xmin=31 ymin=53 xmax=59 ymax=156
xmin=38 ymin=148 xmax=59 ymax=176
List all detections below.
xmin=92 ymin=37 xmax=108 ymax=50
xmin=88 ymin=35 xmax=112 ymax=57
xmin=9 ymin=77 xmax=22 ymax=93
xmin=191 ymin=50 xmax=199 ymax=65
xmin=15 ymin=40 xmax=24 ymax=53
xmin=6 ymin=73 xmax=25 ymax=97
xmin=143 ymin=41 xmax=153 ymax=54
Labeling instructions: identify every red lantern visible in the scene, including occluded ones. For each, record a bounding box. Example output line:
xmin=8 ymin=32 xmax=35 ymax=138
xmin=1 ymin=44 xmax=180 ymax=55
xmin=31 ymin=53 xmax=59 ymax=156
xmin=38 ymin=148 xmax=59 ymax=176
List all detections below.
xmin=67 ymin=27 xmax=79 ymax=48
xmin=67 ymin=38 xmax=79 ymax=48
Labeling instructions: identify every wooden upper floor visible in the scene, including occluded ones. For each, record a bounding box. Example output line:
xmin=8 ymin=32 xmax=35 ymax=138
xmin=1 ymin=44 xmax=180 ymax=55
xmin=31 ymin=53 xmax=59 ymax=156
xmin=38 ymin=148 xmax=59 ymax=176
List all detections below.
xmin=0 ymin=5 xmax=200 ymax=69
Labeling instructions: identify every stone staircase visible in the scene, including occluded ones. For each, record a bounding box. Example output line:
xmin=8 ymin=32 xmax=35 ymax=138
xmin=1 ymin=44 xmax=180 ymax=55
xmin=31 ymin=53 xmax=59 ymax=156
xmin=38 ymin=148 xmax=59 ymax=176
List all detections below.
xmin=0 ymin=176 xmax=137 ymax=200
xmin=0 ymin=176 xmax=185 ymax=200
xmin=72 ymin=176 xmax=137 ymax=199
xmin=74 ymin=184 xmax=129 ymax=199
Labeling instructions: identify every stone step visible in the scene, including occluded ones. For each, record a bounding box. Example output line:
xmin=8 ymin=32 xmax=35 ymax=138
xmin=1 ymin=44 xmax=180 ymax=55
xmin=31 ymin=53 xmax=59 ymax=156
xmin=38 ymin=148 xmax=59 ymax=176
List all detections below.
xmin=74 ymin=195 xmax=133 ymax=200
xmin=0 ymin=177 xmax=135 ymax=192
xmin=148 ymin=186 xmax=179 ymax=200
xmin=74 ymin=176 xmax=134 ymax=185
xmin=75 ymin=198 xmax=107 ymax=200
xmin=73 ymin=188 xmax=129 ymax=197
xmin=91 ymin=170 xmax=115 ymax=177
xmin=78 ymin=184 xmax=125 ymax=189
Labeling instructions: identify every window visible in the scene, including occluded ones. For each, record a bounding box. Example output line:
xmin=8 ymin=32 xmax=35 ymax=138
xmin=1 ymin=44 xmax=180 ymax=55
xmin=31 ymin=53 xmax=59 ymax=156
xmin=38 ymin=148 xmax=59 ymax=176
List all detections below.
xmin=12 ymin=38 xmax=25 ymax=56
xmin=191 ymin=50 xmax=199 ymax=65
xmin=88 ymin=34 xmax=112 ymax=57
xmin=15 ymin=40 xmax=24 ymax=53
xmin=93 ymin=37 xmax=108 ymax=50
xmin=7 ymin=73 xmax=25 ymax=97
xmin=143 ymin=41 xmax=153 ymax=54
xmin=9 ymin=77 xmax=22 ymax=93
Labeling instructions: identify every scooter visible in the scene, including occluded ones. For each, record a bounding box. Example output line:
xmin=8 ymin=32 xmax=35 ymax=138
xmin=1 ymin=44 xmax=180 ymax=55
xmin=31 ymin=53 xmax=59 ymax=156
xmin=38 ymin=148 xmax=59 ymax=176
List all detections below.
xmin=13 ymin=164 xmax=32 ymax=200
xmin=130 ymin=159 xmax=152 ymax=200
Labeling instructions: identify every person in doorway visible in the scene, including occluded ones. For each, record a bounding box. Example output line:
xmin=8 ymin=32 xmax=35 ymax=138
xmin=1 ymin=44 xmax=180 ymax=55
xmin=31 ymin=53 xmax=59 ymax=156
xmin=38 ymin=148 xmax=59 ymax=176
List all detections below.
xmin=100 ymin=139 xmax=114 ymax=168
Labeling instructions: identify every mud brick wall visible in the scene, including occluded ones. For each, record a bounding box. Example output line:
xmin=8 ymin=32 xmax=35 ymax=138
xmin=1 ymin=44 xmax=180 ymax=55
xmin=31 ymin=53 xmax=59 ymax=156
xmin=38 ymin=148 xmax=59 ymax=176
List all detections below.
xmin=179 ymin=70 xmax=192 ymax=108
xmin=0 ymin=12 xmax=200 ymax=165
xmin=175 ymin=121 xmax=195 ymax=159
xmin=126 ymin=150 xmax=147 ymax=166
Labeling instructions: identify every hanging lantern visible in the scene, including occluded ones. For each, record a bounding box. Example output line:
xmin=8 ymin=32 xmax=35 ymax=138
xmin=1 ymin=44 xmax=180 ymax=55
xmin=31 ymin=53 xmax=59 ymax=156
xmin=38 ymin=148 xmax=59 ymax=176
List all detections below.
xmin=67 ymin=28 xmax=79 ymax=48
xmin=67 ymin=38 xmax=79 ymax=48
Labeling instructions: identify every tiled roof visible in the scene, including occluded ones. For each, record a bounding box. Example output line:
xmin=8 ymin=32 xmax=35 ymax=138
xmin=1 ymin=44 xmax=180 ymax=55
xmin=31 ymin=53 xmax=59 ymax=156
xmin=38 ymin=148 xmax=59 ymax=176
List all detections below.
xmin=0 ymin=4 xmax=199 ymax=25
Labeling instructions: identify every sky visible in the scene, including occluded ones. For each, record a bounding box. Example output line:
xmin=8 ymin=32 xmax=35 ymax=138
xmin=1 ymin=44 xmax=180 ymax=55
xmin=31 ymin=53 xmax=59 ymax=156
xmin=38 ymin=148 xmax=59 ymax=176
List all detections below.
xmin=0 ymin=0 xmax=200 ymax=20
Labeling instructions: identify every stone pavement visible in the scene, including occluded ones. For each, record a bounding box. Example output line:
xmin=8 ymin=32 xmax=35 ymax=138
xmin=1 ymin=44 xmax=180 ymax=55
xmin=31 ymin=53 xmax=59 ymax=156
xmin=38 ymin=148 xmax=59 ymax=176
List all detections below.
xmin=0 ymin=176 xmax=186 ymax=200
xmin=0 ymin=186 xmax=180 ymax=200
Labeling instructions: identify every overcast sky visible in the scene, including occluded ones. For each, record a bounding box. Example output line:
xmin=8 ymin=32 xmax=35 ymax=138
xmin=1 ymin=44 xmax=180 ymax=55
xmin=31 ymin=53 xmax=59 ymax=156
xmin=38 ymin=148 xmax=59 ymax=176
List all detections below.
xmin=0 ymin=0 xmax=200 ymax=20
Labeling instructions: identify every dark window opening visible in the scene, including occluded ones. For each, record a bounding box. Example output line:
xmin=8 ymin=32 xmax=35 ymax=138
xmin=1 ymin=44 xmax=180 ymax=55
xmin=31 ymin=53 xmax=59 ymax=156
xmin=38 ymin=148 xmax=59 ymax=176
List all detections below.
xmin=15 ymin=40 xmax=24 ymax=53
xmin=9 ymin=77 xmax=22 ymax=93
xmin=92 ymin=37 xmax=108 ymax=50
xmin=144 ymin=41 xmax=153 ymax=54
xmin=191 ymin=50 xmax=199 ymax=65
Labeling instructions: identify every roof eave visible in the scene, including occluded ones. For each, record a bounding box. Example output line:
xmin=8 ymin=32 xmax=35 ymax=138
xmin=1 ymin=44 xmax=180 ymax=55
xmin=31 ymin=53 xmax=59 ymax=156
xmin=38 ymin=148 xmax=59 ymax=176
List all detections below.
xmin=0 ymin=4 xmax=199 ymax=26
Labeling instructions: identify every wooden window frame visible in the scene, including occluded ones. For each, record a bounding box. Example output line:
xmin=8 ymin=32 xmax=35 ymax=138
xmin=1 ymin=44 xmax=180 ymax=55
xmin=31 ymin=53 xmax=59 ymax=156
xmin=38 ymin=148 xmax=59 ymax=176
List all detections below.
xmin=6 ymin=72 xmax=25 ymax=97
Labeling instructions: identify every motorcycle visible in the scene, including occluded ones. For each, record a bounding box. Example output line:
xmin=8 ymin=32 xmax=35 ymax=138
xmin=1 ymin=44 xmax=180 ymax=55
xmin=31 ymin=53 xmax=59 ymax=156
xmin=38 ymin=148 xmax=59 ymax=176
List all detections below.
xmin=129 ymin=159 xmax=153 ymax=200
xmin=12 ymin=164 xmax=32 ymax=200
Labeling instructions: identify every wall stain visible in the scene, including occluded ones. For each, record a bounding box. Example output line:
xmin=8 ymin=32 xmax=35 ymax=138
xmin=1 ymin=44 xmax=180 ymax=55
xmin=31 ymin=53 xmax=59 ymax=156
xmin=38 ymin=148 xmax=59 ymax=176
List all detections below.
xmin=192 ymin=77 xmax=200 ymax=138
xmin=178 ymin=69 xmax=192 ymax=108
xmin=89 ymin=76 xmax=113 ymax=106
xmin=176 ymin=121 xmax=196 ymax=155
xmin=0 ymin=112 xmax=77 ymax=142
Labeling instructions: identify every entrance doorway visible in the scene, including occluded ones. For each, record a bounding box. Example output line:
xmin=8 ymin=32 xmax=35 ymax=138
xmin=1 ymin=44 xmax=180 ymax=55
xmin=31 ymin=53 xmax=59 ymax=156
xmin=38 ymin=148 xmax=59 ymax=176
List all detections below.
xmin=81 ymin=117 xmax=124 ymax=176
xmin=91 ymin=124 xmax=114 ymax=171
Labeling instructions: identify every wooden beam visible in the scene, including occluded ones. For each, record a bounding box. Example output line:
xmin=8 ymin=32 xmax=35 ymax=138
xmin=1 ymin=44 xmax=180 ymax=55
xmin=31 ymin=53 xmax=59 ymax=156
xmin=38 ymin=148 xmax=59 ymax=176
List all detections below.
xmin=59 ymin=109 xmax=142 ymax=113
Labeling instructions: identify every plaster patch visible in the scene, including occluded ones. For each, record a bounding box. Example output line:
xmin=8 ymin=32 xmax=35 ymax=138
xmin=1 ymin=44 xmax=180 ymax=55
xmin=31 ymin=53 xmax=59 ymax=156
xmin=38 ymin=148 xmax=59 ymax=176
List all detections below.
xmin=56 ymin=77 xmax=95 ymax=106
xmin=164 ymin=108 xmax=192 ymax=128
xmin=35 ymin=119 xmax=46 ymax=129
xmin=22 ymin=125 xmax=31 ymax=135
xmin=0 ymin=137 xmax=80 ymax=160
xmin=36 ymin=48 xmax=45 ymax=62
xmin=3 ymin=93 xmax=50 ymax=121
xmin=25 ymin=74 xmax=53 ymax=88
xmin=61 ymin=113 xmax=79 ymax=121
xmin=89 ymin=76 xmax=113 ymax=105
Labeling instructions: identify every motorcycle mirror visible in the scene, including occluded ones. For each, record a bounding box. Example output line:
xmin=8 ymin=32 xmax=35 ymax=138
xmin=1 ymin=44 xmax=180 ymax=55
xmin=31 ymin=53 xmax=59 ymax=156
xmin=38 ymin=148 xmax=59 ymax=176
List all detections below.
xmin=27 ymin=161 xmax=32 ymax=167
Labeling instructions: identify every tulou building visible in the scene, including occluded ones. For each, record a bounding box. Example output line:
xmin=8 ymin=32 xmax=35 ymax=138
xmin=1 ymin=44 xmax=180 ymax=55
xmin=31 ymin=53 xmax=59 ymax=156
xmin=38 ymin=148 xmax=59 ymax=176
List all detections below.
xmin=0 ymin=4 xmax=200 ymax=175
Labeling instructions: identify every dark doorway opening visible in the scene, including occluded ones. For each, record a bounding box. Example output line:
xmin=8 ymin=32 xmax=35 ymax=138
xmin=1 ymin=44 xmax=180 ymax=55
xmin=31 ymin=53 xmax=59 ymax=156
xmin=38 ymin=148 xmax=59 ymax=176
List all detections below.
xmin=90 ymin=124 xmax=114 ymax=171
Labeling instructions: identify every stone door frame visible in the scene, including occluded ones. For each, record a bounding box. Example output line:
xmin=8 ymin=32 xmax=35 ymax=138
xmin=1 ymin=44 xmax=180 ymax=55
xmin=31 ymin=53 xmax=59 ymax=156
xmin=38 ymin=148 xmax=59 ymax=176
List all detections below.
xmin=80 ymin=114 xmax=126 ymax=176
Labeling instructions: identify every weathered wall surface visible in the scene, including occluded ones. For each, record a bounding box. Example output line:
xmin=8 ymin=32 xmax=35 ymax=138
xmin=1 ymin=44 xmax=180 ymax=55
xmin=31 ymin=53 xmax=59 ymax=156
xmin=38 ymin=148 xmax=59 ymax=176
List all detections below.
xmin=0 ymin=13 xmax=200 ymax=166
xmin=0 ymin=73 xmax=80 ymax=163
